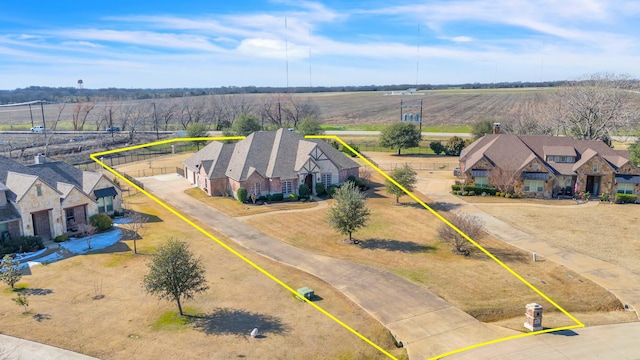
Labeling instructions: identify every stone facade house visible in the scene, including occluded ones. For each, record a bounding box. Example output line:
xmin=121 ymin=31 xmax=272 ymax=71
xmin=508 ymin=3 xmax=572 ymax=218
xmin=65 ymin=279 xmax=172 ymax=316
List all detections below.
xmin=0 ymin=155 xmax=122 ymax=241
xmin=183 ymin=129 xmax=360 ymax=198
xmin=459 ymin=133 xmax=640 ymax=200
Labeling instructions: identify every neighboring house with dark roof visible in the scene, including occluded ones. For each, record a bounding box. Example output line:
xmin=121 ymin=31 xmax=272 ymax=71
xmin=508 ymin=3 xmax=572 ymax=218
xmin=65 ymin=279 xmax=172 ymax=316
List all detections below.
xmin=459 ymin=133 xmax=640 ymax=200
xmin=183 ymin=129 xmax=360 ymax=198
xmin=0 ymin=155 xmax=122 ymax=241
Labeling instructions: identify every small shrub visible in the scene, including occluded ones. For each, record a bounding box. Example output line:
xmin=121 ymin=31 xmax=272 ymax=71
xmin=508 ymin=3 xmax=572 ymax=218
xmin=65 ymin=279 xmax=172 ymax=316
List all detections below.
xmin=327 ymin=185 xmax=338 ymax=198
xmin=271 ymin=193 xmax=284 ymax=202
xmin=430 ymin=141 xmax=446 ymax=155
xmin=341 ymin=143 xmax=359 ymax=157
xmin=315 ymin=183 xmax=326 ymax=197
xmin=581 ymin=192 xmax=591 ymax=201
xmin=258 ymin=195 xmax=267 ymax=202
xmin=451 ymin=185 xmax=461 ymax=191
xmin=289 ymin=193 xmax=299 ymax=201
xmin=54 ymin=234 xmax=69 ymax=243
xmin=462 ymin=191 xmax=469 ymax=196
xmin=468 ymin=190 xmax=475 ymax=196
xmin=495 ymin=192 xmax=502 ymax=197
xmin=615 ymin=193 xmax=637 ymax=204
xmin=89 ymin=213 xmax=113 ymax=231
xmin=599 ymin=193 xmax=610 ymax=202
xmin=266 ymin=194 xmax=273 ymax=202
xmin=299 ymin=184 xmax=311 ymax=198
xmin=505 ymin=193 xmax=512 ymax=198
xmin=237 ymin=187 xmax=248 ymax=203
xmin=346 ymin=175 xmax=357 ymax=183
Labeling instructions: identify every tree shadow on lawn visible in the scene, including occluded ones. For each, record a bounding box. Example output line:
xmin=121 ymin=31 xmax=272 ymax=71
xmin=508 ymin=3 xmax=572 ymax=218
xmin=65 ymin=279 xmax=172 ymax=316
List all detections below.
xmin=18 ymin=288 xmax=54 ymax=296
xmin=359 ymin=238 xmax=435 ymax=253
xmin=190 ymin=308 xmax=290 ymax=338
xmin=471 ymin=246 xmax=531 ymax=263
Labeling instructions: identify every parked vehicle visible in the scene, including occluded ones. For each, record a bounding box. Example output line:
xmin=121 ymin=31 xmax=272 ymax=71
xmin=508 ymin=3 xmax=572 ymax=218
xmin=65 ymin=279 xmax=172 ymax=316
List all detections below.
xmin=30 ymin=125 xmax=47 ymax=132
xmin=105 ymin=126 xmax=120 ymax=132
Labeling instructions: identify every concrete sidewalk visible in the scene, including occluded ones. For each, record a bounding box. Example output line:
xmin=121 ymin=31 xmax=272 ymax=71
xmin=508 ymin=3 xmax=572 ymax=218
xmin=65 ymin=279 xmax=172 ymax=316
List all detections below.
xmin=416 ymin=176 xmax=640 ymax=317
xmin=139 ymin=174 xmax=517 ymax=360
xmin=0 ymin=334 xmax=99 ymax=360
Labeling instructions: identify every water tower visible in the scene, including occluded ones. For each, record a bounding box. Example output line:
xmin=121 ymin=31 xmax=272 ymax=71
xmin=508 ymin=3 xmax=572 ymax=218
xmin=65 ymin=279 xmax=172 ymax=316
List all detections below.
xmin=77 ymin=79 xmax=83 ymax=89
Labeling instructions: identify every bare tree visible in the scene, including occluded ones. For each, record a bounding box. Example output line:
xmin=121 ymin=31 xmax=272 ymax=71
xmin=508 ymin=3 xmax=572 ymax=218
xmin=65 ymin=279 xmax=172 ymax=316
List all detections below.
xmin=78 ymin=223 xmax=97 ymax=250
xmin=282 ymin=95 xmax=321 ymax=129
xmin=488 ymin=167 xmax=519 ymax=194
xmin=213 ymin=94 xmax=255 ymax=130
xmin=155 ymin=102 xmax=179 ymax=131
xmin=503 ymin=106 xmax=555 ymax=135
xmin=438 ymin=213 xmax=485 ymax=255
xmin=553 ymin=73 xmax=638 ymax=144
xmin=71 ymin=100 xmax=95 ymax=131
xmin=43 ymin=103 xmax=66 ymax=157
xmin=260 ymin=93 xmax=285 ymax=128
xmin=124 ymin=211 xmax=149 ymax=254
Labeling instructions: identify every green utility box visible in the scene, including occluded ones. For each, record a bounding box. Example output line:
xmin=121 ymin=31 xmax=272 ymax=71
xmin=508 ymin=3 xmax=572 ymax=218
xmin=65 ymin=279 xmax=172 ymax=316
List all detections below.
xmin=296 ymin=287 xmax=314 ymax=301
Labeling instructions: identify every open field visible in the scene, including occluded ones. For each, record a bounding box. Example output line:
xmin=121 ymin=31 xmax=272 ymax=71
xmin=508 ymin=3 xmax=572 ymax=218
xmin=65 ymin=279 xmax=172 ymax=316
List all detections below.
xmin=0 ymin=192 xmax=405 ymax=360
xmin=0 ymin=88 xmax=560 ymax=130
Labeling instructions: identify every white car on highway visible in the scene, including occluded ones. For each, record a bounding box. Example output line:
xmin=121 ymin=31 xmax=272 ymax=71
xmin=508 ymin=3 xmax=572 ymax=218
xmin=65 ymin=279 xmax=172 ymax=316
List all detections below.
xmin=30 ymin=125 xmax=48 ymax=132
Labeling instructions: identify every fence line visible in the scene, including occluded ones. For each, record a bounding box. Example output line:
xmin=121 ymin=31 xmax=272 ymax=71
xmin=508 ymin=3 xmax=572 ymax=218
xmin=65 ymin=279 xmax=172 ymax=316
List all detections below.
xmin=375 ymin=162 xmax=457 ymax=171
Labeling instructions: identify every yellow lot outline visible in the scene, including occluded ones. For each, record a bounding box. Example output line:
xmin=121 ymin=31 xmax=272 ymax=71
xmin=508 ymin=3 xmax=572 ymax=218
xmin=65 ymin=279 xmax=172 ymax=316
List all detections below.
xmin=91 ymin=135 xmax=584 ymax=360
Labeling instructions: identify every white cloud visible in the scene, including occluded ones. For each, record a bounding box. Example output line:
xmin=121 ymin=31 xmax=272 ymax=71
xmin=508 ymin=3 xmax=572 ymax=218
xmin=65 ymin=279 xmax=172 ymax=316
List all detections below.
xmin=61 ymin=41 xmax=102 ymax=48
xmin=450 ymin=36 xmax=472 ymax=43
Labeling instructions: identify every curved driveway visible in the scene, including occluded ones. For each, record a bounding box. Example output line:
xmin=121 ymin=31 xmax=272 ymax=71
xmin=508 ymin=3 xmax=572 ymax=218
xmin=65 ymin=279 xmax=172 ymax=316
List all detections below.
xmin=139 ymin=174 xmax=516 ymax=360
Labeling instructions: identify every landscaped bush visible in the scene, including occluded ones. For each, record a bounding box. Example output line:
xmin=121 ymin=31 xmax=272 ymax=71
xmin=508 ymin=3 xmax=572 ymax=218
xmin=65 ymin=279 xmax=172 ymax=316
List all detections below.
xmin=90 ymin=213 xmax=113 ymax=231
xmin=341 ymin=143 xmax=359 ymax=157
xmin=615 ymin=194 xmax=637 ymax=204
xmin=54 ymin=234 xmax=69 ymax=243
xmin=299 ymin=184 xmax=311 ymax=198
xmin=451 ymin=185 xmax=461 ymax=191
xmin=327 ymin=185 xmax=338 ymax=198
xmin=271 ymin=193 xmax=284 ymax=202
xmin=1 ymin=236 xmax=44 ymax=256
xmin=237 ymin=187 xmax=248 ymax=203
xmin=505 ymin=193 xmax=512 ymax=198
xmin=461 ymin=185 xmax=497 ymax=196
xmin=495 ymin=191 xmax=502 ymax=197
xmin=599 ymin=194 xmax=610 ymax=202
xmin=289 ymin=193 xmax=299 ymax=201
xmin=315 ymin=183 xmax=326 ymax=197
xmin=468 ymin=190 xmax=475 ymax=196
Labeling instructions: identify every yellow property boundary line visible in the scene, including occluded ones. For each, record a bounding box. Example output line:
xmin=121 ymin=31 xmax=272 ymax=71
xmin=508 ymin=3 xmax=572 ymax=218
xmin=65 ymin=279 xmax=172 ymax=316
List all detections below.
xmin=91 ymin=135 xmax=584 ymax=360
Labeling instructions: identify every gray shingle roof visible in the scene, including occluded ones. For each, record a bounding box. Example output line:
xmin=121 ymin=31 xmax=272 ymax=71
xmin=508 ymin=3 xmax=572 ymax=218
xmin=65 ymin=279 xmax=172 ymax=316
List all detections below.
xmin=461 ymin=134 xmax=635 ymax=176
xmin=185 ymin=129 xmax=360 ymax=182
xmin=0 ymin=202 xmax=20 ymax=223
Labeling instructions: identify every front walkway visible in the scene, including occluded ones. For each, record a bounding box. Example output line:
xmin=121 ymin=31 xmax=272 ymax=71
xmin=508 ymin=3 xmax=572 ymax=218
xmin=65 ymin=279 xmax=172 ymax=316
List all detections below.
xmin=416 ymin=175 xmax=640 ymax=317
xmin=139 ymin=174 xmax=516 ymax=360
xmin=0 ymin=334 xmax=99 ymax=360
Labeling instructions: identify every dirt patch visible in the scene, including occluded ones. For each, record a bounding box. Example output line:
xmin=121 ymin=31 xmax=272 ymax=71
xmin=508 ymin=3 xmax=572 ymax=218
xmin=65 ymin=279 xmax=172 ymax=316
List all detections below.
xmin=0 ymin=193 xmax=405 ymax=360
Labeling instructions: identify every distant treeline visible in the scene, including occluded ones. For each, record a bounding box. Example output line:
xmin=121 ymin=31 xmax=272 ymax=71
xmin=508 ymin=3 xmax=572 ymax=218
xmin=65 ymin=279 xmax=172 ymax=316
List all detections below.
xmin=0 ymin=81 xmax=567 ymax=104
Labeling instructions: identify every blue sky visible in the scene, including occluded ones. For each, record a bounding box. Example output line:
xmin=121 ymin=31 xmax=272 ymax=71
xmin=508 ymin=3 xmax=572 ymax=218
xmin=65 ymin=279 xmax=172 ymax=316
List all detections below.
xmin=1 ymin=0 xmax=639 ymax=89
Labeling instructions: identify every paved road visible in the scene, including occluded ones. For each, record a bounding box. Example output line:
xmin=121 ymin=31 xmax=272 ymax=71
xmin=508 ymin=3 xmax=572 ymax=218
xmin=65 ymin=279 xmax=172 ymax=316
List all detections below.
xmin=139 ymin=174 xmax=516 ymax=360
xmin=0 ymin=334 xmax=99 ymax=360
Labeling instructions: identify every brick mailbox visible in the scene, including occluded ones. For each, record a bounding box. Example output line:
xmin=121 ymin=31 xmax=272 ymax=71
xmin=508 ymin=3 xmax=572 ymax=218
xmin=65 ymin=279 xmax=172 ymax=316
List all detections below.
xmin=524 ymin=303 xmax=543 ymax=331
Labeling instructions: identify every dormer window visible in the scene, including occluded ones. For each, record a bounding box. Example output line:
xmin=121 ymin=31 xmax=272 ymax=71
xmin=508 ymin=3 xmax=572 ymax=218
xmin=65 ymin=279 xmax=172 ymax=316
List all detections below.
xmin=545 ymin=155 xmax=575 ymax=163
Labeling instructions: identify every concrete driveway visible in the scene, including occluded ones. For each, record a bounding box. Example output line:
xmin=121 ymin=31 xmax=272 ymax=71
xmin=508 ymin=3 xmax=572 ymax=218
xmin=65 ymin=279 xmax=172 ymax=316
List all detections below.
xmin=138 ymin=174 xmax=516 ymax=360
xmin=0 ymin=334 xmax=99 ymax=360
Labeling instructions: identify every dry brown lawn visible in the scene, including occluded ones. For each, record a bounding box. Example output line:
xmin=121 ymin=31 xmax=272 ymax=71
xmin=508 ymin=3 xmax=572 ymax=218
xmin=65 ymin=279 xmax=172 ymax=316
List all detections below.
xmin=244 ymin=172 xmax=630 ymax=327
xmin=0 ymin=193 xmax=405 ymax=360
xmin=476 ymin=202 xmax=640 ymax=273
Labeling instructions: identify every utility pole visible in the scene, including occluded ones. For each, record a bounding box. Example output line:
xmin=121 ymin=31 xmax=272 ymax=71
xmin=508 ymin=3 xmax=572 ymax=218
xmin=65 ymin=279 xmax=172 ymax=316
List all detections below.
xmin=420 ymin=99 xmax=423 ymax=133
xmin=153 ymin=102 xmax=159 ymax=140
xmin=29 ymin=103 xmax=34 ymax=128
xmin=109 ymin=109 xmax=114 ymax=139
xmin=40 ymin=100 xmax=47 ymax=156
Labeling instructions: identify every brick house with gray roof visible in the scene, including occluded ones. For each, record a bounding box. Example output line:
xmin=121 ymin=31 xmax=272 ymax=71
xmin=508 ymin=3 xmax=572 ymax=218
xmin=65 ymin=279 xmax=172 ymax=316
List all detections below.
xmin=0 ymin=155 xmax=121 ymax=241
xmin=183 ymin=129 xmax=360 ymax=198
xmin=459 ymin=134 xmax=640 ymax=200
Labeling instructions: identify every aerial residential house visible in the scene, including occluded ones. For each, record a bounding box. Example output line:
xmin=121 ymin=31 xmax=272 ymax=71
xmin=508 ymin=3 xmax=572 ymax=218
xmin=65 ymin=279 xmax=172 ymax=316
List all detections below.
xmin=459 ymin=129 xmax=640 ymax=200
xmin=0 ymin=155 xmax=122 ymax=240
xmin=183 ymin=129 xmax=360 ymax=198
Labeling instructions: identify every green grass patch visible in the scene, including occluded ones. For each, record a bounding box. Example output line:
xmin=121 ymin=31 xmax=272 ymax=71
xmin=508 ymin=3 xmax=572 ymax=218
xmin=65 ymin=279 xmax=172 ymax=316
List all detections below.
xmin=151 ymin=307 xmax=198 ymax=331
xmin=3 ymin=283 xmax=28 ymax=294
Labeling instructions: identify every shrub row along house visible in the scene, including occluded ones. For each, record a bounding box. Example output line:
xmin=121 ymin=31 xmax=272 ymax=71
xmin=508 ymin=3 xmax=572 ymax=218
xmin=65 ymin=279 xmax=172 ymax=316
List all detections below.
xmin=458 ymin=131 xmax=640 ymax=200
xmin=0 ymin=155 xmax=122 ymax=241
xmin=183 ymin=129 xmax=360 ymax=198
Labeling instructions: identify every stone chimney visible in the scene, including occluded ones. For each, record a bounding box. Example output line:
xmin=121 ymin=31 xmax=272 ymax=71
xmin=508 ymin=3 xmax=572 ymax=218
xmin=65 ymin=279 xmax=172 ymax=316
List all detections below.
xmin=493 ymin=122 xmax=501 ymax=134
xmin=34 ymin=154 xmax=46 ymax=164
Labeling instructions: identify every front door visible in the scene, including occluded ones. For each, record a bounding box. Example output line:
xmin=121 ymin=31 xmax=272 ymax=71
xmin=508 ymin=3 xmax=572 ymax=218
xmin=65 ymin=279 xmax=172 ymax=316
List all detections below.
xmin=585 ymin=176 xmax=601 ymax=196
xmin=32 ymin=210 xmax=52 ymax=240
xmin=304 ymin=174 xmax=313 ymax=194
